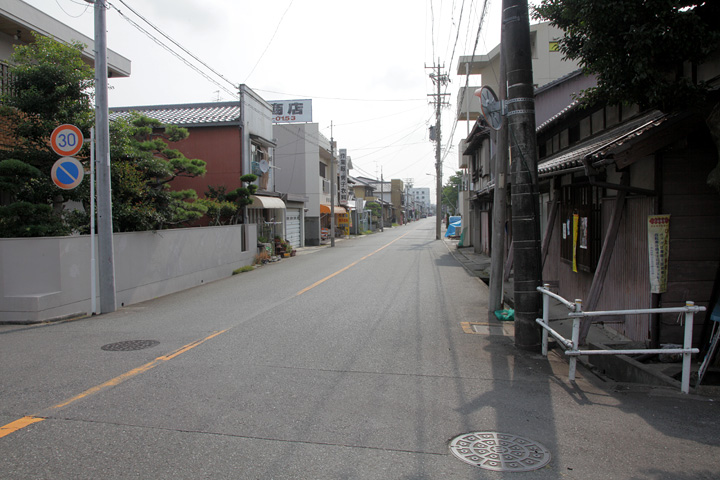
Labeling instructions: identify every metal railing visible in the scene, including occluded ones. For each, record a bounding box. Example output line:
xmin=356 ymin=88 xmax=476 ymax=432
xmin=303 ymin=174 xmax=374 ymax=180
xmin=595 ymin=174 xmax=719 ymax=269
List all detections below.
xmin=536 ymin=285 xmax=706 ymax=394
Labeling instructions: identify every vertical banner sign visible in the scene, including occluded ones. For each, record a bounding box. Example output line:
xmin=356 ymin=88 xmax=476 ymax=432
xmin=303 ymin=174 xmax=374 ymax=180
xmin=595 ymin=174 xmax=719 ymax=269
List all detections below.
xmin=339 ymin=149 xmax=348 ymax=204
xmin=648 ymin=214 xmax=671 ymax=294
xmin=572 ymin=213 xmax=579 ymax=273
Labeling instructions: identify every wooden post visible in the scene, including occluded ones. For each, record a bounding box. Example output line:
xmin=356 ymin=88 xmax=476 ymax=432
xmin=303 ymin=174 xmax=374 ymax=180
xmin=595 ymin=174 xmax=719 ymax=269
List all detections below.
xmin=579 ymin=173 xmax=629 ymax=343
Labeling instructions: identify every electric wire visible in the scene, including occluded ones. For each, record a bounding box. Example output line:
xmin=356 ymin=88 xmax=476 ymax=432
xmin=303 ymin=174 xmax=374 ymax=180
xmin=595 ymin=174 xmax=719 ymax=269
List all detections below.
xmin=107 ymin=2 xmax=237 ymax=98
xmin=244 ymin=0 xmax=295 ymax=83
xmin=56 ymin=0 xmax=91 ymax=17
xmin=113 ymin=0 xmax=238 ymax=92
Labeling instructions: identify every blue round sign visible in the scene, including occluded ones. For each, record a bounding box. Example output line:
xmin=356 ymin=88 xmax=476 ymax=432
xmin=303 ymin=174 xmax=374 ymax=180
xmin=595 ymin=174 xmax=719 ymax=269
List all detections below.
xmin=51 ymin=157 xmax=84 ymax=190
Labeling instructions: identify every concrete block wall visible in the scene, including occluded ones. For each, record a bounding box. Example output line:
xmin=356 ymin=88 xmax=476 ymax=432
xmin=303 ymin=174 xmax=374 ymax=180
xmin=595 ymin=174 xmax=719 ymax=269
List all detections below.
xmin=0 ymin=224 xmax=256 ymax=323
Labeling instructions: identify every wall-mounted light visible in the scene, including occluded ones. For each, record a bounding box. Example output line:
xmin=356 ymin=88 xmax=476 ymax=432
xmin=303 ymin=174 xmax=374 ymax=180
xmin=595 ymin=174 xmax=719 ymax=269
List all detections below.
xmin=13 ymin=30 xmax=21 ymax=41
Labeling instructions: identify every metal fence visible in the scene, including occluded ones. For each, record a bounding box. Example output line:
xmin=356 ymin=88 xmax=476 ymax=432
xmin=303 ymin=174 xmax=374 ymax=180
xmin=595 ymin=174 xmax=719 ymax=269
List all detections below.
xmin=535 ymin=285 xmax=706 ymax=394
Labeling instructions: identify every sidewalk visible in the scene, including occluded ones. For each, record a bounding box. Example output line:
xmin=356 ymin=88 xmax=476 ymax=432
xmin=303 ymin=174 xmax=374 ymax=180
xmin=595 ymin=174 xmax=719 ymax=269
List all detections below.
xmin=444 ymin=238 xmax=720 ymax=396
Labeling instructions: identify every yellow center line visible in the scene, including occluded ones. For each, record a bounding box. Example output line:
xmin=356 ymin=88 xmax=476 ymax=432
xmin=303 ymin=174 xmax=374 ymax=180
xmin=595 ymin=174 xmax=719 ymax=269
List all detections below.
xmin=0 ymin=329 xmax=228 ymax=439
xmin=295 ymin=232 xmax=411 ymax=296
xmin=0 ymin=416 xmax=44 ymax=439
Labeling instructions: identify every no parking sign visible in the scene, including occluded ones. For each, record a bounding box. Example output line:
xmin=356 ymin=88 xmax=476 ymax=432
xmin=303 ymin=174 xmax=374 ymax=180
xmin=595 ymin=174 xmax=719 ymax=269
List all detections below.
xmin=51 ymin=156 xmax=84 ymax=190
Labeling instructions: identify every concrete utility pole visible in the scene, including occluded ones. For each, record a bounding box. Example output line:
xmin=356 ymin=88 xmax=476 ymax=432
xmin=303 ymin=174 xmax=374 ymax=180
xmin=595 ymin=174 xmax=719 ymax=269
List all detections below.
xmin=330 ymin=125 xmax=336 ymax=247
xmin=504 ymin=0 xmax=542 ymax=349
xmin=488 ymin=28 xmax=509 ymax=320
xmin=379 ymin=168 xmax=384 ymax=232
xmin=92 ymin=0 xmax=117 ymax=313
xmin=427 ymin=61 xmax=450 ymax=240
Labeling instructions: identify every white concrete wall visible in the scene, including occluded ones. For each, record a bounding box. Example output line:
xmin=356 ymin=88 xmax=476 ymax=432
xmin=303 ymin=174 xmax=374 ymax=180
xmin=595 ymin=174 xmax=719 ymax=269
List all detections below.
xmin=0 ymin=224 xmax=256 ymax=323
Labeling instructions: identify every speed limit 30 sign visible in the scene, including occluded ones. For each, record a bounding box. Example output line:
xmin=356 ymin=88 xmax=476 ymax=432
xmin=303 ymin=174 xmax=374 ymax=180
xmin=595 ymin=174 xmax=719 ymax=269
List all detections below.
xmin=51 ymin=124 xmax=84 ymax=157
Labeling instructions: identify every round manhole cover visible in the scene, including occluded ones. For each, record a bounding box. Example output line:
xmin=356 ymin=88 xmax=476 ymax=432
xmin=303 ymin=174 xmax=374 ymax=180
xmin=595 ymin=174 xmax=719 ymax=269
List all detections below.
xmin=449 ymin=432 xmax=551 ymax=472
xmin=101 ymin=340 xmax=160 ymax=351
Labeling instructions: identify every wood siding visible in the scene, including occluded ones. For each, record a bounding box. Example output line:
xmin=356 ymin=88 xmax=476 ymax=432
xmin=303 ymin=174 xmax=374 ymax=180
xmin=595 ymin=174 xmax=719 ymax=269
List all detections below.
xmin=659 ymin=150 xmax=720 ymax=345
xmin=543 ymin=195 xmax=654 ymax=341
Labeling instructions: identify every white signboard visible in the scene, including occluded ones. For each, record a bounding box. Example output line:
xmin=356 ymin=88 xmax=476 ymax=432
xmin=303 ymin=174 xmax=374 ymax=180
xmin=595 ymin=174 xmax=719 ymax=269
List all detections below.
xmin=339 ymin=149 xmax=349 ymax=204
xmin=269 ymin=99 xmax=312 ymax=123
xmin=648 ymin=214 xmax=670 ymax=294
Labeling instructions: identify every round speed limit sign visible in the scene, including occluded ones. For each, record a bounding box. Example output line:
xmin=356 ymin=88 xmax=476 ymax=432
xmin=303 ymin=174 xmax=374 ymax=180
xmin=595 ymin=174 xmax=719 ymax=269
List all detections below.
xmin=50 ymin=124 xmax=84 ymax=157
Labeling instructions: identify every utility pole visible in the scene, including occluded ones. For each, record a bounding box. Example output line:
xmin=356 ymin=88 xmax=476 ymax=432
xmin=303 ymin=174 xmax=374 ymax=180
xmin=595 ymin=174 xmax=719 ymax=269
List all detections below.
xmin=330 ymin=122 xmax=336 ymax=247
xmin=379 ymin=168 xmax=384 ymax=232
xmin=92 ymin=0 xmax=116 ymax=313
xmin=504 ymin=0 xmax=542 ymax=350
xmin=427 ymin=61 xmax=450 ymax=240
xmin=488 ymin=25 xmax=509 ymax=320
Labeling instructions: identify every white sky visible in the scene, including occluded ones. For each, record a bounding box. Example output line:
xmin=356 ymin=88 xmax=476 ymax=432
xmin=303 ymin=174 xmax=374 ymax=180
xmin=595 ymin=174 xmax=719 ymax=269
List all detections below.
xmin=24 ymin=0 xmax=506 ymax=196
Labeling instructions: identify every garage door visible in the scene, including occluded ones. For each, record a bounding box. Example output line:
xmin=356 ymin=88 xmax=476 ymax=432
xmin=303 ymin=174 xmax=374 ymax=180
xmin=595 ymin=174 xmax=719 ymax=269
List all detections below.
xmin=285 ymin=208 xmax=301 ymax=247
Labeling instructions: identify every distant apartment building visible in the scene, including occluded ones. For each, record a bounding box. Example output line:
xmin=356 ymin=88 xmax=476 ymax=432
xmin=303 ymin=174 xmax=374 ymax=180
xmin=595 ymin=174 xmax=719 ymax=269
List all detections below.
xmin=409 ymin=187 xmax=431 ymax=212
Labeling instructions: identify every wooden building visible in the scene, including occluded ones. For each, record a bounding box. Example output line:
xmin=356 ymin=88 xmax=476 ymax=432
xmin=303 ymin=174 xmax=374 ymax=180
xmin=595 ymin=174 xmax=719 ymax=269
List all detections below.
xmin=537 ymin=102 xmax=720 ymax=347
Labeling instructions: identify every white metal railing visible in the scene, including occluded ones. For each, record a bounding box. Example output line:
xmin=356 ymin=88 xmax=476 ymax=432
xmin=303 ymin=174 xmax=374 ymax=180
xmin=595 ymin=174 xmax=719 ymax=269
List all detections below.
xmin=536 ymin=285 xmax=706 ymax=394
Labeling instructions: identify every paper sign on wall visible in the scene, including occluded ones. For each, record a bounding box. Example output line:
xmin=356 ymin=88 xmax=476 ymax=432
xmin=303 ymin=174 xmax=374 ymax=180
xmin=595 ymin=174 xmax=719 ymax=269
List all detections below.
xmin=648 ymin=215 xmax=670 ymax=294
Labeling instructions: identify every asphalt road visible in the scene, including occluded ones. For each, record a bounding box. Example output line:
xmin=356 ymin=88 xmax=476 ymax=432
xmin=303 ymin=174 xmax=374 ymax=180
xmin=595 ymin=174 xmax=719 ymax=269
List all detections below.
xmin=1 ymin=218 xmax=719 ymax=479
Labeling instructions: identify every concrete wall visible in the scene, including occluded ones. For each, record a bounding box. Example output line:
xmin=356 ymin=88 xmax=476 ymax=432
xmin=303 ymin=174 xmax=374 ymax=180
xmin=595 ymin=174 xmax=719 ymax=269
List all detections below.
xmin=0 ymin=224 xmax=256 ymax=323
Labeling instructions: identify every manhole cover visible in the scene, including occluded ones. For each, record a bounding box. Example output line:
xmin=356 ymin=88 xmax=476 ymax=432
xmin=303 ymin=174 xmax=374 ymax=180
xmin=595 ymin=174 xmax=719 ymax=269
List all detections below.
xmin=449 ymin=432 xmax=551 ymax=472
xmin=101 ymin=340 xmax=160 ymax=351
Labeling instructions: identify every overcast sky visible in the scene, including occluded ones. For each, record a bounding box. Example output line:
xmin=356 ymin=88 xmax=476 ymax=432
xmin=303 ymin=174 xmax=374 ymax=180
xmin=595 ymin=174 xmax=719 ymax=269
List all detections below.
xmin=25 ymin=0 xmax=506 ymax=195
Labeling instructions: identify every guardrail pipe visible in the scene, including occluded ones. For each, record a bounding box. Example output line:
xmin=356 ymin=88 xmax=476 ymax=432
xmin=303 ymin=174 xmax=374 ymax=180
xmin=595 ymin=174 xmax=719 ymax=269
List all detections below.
xmin=541 ymin=284 xmax=550 ymax=356
xmin=682 ymin=302 xmax=694 ymax=394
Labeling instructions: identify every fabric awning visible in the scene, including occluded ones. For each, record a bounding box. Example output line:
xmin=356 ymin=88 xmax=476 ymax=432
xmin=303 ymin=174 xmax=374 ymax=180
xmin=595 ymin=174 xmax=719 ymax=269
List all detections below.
xmin=248 ymin=195 xmax=286 ymax=209
xmin=321 ymin=204 xmax=347 ymax=215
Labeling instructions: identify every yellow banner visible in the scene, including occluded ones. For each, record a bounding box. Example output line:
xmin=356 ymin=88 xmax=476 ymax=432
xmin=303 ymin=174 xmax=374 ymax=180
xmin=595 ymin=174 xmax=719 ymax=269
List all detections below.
xmin=648 ymin=215 xmax=670 ymax=294
xmin=572 ymin=213 xmax=579 ymax=273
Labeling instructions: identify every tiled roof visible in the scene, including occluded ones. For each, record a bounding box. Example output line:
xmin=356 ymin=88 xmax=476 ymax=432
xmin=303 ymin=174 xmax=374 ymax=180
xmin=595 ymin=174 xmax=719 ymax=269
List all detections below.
xmin=109 ymin=101 xmax=241 ymax=127
xmin=538 ymin=110 xmax=668 ymax=176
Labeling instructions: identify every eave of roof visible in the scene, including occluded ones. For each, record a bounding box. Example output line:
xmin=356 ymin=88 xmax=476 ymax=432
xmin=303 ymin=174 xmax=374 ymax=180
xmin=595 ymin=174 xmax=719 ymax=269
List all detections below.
xmin=537 ymin=110 xmax=668 ymax=177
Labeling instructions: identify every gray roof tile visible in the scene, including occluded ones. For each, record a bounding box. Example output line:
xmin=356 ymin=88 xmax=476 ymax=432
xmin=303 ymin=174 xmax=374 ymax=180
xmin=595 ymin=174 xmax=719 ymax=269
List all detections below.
xmin=109 ymin=102 xmax=240 ymax=127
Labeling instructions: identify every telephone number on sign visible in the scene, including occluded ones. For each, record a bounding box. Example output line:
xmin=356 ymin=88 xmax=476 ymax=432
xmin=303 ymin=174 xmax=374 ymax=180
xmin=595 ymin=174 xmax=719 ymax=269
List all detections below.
xmin=274 ymin=115 xmax=297 ymax=122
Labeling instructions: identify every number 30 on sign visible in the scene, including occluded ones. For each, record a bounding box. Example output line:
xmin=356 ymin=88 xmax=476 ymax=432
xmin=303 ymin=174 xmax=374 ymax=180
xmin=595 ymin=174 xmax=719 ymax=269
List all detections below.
xmin=50 ymin=124 xmax=84 ymax=157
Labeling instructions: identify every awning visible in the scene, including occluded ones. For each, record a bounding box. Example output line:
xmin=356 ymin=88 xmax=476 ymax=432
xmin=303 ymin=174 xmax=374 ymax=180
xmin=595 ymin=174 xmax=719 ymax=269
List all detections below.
xmin=320 ymin=204 xmax=348 ymax=215
xmin=248 ymin=195 xmax=286 ymax=209
xmin=249 ymin=133 xmax=277 ymax=148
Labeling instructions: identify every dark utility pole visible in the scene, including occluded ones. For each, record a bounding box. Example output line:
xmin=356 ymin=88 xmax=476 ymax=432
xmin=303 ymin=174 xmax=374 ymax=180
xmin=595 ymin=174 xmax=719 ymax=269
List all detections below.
xmin=427 ymin=61 xmax=449 ymax=240
xmin=488 ymin=38 xmax=508 ymax=320
xmin=504 ymin=0 xmax=542 ymax=349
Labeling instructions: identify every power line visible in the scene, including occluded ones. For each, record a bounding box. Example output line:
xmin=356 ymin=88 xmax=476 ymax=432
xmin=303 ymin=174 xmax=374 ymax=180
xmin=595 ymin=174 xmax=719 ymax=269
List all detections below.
xmin=244 ymin=0 xmax=294 ymax=83
xmin=254 ymin=87 xmax=425 ymax=102
xmin=108 ymin=1 xmax=238 ymax=98
xmin=112 ymin=0 xmax=237 ymax=91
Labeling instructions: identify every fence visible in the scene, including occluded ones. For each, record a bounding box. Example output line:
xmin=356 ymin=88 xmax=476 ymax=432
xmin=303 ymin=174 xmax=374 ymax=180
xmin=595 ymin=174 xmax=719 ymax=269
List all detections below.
xmin=1 ymin=224 xmax=256 ymax=323
xmin=535 ymin=285 xmax=706 ymax=394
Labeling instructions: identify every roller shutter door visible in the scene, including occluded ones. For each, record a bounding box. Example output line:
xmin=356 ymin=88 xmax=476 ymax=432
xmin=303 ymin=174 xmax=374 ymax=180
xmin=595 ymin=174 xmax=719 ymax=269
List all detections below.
xmin=285 ymin=208 xmax=301 ymax=247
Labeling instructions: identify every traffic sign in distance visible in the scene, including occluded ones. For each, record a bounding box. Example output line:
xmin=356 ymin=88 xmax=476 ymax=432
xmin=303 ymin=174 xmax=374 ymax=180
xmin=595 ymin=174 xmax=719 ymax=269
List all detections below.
xmin=51 ymin=157 xmax=84 ymax=190
xmin=51 ymin=124 xmax=84 ymax=157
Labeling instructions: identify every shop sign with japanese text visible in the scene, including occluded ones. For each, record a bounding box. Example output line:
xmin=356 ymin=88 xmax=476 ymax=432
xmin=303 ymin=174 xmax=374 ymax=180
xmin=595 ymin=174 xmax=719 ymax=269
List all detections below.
xmin=339 ymin=148 xmax=349 ymax=204
xmin=269 ymin=99 xmax=312 ymax=123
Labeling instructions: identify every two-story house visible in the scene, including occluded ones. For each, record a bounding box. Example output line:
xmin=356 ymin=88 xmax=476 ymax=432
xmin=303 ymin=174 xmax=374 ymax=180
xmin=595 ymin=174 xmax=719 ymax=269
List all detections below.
xmin=273 ymin=122 xmax=339 ymax=246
